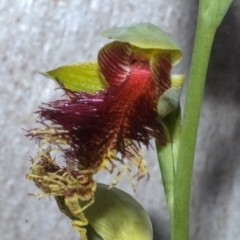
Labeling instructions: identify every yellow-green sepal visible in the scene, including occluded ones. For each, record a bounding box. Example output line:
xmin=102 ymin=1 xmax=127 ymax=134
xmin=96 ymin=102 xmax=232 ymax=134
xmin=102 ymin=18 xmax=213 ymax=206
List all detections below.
xmin=101 ymin=23 xmax=182 ymax=65
xmin=41 ymin=61 xmax=108 ymax=93
xmin=84 ymin=183 xmax=153 ymax=240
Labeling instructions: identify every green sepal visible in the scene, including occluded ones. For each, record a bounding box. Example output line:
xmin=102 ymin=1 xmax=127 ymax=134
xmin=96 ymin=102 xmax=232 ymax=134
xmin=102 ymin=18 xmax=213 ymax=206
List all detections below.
xmin=156 ymin=107 xmax=181 ymax=216
xmin=101 ymin=23 xmax=182 ymax=65
xmin=41 ymin=61 xmax=108 ymax=93
xmin=156 ymin=74 xmax=184 ymax=213
xmin=156 ymin=121 xmax=174 ymax=214
xmin=83 ymin=183 xmax=153 ymax=240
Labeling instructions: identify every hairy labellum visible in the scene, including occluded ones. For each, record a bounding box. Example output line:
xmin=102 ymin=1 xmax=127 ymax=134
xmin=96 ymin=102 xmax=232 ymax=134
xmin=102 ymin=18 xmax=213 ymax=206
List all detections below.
xmin=26 ymin=23 xmax=183 ymax=240
xmin=28 ymin=41 xmax=172 ymax=184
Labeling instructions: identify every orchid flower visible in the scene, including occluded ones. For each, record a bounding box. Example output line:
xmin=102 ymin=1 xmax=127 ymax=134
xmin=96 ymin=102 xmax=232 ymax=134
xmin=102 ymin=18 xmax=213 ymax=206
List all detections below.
xmin=27 ymin=23 xmax=183 ymax=240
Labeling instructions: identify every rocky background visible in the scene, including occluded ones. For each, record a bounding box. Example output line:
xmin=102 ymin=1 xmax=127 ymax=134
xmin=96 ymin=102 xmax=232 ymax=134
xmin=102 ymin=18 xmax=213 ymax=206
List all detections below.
xmin=0 ymin=0 xmax=239 ymax=239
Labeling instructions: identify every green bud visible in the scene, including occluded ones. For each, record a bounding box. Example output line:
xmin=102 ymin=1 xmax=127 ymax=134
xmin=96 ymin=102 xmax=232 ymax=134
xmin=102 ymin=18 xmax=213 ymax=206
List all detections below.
xmin=56 ymin=183 xmax=153 ymax=240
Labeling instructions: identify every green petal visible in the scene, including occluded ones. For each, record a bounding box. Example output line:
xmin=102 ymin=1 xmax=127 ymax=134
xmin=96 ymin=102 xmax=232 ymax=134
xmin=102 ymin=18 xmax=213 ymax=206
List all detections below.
xmin=41 ymin=61 xmax=108 ymax=92
xmin=101 ymin=23 xmax=182 ymax=65
xmin=83 ymin=183 xmax=153 ymax=240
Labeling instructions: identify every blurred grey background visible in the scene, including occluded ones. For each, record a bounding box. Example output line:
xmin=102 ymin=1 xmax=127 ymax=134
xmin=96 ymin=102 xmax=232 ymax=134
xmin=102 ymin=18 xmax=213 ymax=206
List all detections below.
xmin=0 ymin=0 xmax=239 ymax=239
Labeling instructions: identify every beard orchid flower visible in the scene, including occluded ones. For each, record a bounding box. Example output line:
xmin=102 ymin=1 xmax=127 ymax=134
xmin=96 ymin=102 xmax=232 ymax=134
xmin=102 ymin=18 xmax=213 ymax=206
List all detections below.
xmin=26 ymin=23 xmax=183 ymax=240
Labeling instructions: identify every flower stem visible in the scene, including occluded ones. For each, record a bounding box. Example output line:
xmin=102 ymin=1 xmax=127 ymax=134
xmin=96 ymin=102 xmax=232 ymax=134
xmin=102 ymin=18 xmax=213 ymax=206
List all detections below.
xmin=171 ymin=22 xmax=215 ymax=240
xmin=170 ymin=0 xmax=233 ymax=239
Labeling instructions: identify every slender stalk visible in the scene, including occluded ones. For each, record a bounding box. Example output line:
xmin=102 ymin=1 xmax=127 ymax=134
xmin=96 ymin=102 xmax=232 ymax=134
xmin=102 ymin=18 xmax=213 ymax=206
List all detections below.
xmin=170 ymin=0 xmax=234 ymax=239
xmin=171 ymin=21 xmax=215 ymax=240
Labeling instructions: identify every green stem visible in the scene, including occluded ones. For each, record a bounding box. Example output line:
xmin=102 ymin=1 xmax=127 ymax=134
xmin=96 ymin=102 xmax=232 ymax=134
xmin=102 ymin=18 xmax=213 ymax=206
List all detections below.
xmin=171 ymin=0 xmax=235 ymax=237
xmin=171 ymin=7 xmax=216 ymax=240
xmin=154 ymin=1 xmax=234 ymax=239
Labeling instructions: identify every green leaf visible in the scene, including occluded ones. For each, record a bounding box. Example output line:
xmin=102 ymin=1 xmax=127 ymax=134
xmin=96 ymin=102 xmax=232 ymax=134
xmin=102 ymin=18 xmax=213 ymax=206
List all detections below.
xmin=101 ymin=23 xmax=182 ymax=65
xmin=83 ymin=183 xmax=153 ymax=240
xmin=41 ymin=61 xmax=108 ymax=92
